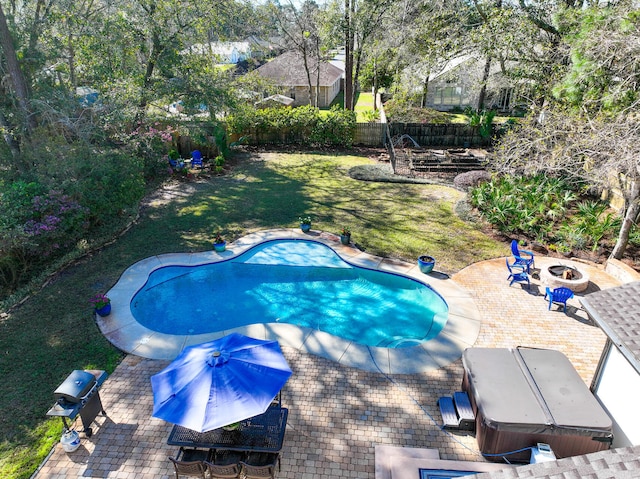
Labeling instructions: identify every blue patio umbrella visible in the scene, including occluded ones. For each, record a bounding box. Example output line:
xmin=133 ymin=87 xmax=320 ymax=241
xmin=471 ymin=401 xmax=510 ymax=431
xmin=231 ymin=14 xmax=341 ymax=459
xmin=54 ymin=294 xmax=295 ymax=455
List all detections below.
xmin=151 ymin=333 xmax=292 ymax=432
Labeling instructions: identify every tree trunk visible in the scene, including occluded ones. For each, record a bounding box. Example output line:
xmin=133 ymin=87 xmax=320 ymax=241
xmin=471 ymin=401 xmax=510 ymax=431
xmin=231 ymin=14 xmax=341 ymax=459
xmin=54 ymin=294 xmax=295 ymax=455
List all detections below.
xmin=136 ymin=35 xmax=162 ymax=123
xmin=421 ymin=74 xmax=429 ymax=108
xmin=343 ymin=0 xmax=353 ymax=110
xmin=0 ymin=3 xmax=35 ymax=133
xmin=68 ymin=33 xmax=77 ymax=90
xmin=373 ymin=59 xmax=378 ymax=111
xmin=0 ymin=110 xmax=21 ymax=158
xmin=611 ymin=179 xmax=640 ymax=260
xmin=477 ymin=56 xmax=492 ymax=110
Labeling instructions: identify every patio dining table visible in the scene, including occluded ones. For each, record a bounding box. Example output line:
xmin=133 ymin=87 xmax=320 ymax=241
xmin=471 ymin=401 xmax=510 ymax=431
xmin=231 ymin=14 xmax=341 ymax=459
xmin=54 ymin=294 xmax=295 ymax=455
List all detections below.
xmin=167 ymin=406 xmax=288 ymax=453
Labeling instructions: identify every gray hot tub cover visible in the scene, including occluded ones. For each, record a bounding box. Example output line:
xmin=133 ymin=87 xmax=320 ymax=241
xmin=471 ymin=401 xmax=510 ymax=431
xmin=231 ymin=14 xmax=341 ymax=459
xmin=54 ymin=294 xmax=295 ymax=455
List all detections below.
xmin=463 ymin=347 xmax=612 ymax=436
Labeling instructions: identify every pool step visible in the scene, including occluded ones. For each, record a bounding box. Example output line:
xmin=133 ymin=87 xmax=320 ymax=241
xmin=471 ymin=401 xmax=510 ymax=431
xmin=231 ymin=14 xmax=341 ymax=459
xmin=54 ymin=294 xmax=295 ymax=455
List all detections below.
xmin=453 ymin=391 xmax=475 ymax=431
xmin=438 ymin=391 xmax=475 ymax=431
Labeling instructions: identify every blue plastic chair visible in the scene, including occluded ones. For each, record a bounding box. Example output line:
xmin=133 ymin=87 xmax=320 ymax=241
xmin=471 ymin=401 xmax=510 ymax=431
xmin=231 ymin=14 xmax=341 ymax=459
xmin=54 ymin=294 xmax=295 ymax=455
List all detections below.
xmin=545 ymin=286 xmax=574 ymax=313
xmin=191 ymin=150 xmax=203 ymax=168
xmin=506 ymin=258 xmax=529 ymax=288
xmin=510 ymin=240 xmax=535 ymax=273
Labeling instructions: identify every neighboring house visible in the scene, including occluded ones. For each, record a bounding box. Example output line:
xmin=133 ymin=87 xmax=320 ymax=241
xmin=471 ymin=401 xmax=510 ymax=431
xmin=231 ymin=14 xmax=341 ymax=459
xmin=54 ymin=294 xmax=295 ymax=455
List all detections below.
xmin=255 ymin=51 xmax=343 ymax=107
xmin=413 ymin=55 xmax=517 ymax=112
xmin=255 ymin=94 xmax=295 ymax=109
xmin=245 ymin=35 xmax=276 ymax=60
xmin=329 ymin=48 xmax=345 ymax=78
xmin=181 ymin=41 xmax=252 ymax=64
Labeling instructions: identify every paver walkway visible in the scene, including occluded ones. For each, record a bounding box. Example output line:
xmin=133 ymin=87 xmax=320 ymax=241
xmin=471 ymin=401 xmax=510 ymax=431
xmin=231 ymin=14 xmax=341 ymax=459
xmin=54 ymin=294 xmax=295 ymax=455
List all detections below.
xmin=34 ymin=256 xmax=620 ymax=479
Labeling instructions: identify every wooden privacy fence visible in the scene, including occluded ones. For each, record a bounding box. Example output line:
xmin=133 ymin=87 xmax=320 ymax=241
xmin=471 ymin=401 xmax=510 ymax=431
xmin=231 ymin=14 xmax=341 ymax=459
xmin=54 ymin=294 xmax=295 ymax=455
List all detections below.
xmin=387 ymin=123 xmax=488 ymax=148
xmin=353 ymin=123 xmax=488 ymax=148
xmin=354 ymin=123 xmax=387 ymax=146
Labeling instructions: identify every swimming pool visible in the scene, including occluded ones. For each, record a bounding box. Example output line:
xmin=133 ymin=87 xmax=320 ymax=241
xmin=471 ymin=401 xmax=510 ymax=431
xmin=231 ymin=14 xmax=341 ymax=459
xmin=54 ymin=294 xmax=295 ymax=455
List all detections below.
xmin=131 ymin=239 xmax=449 ymax=348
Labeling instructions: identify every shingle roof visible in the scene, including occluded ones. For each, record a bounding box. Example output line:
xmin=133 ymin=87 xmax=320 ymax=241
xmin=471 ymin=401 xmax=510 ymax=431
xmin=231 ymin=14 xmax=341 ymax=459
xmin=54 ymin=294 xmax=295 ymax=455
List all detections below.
xmin=580 ymin=280 xmax=640 ymax=374
xmin=472 ymin=445 xmax=640 ymax=478
xmin=256 ymin=51 xmax=343 ymax=87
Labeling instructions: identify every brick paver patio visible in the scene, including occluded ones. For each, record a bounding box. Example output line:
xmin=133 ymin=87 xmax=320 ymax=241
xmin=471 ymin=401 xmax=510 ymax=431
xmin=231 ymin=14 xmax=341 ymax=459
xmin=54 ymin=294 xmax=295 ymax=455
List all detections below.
xmin=34 ymin=256 xmax=620 ymax=479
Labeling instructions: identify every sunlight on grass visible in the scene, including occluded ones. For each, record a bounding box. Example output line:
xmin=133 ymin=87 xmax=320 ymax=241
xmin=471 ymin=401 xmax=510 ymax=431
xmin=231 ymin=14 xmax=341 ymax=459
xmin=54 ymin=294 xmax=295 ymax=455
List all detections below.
xmin=0 ymin=150 xmax=506 ymax=479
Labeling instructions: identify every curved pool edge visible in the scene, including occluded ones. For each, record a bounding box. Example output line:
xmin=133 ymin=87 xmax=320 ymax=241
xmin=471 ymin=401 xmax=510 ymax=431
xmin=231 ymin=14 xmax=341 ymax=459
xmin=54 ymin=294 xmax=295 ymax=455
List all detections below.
xmin=98 ymin=228 xmax=481 ymax=374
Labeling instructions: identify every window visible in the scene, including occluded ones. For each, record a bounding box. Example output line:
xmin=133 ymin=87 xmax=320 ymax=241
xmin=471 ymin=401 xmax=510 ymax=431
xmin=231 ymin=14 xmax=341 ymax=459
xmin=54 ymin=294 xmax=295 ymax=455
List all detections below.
xmin=433 ymin=86 xmax=463 ymax=106
xmin=497 ymin=87 xmax=514 ymax=109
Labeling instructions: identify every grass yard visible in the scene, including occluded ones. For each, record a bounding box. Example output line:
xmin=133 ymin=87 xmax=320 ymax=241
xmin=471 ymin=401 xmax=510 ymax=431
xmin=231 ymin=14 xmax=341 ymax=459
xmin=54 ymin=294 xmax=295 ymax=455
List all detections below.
xmin=326 ymin=91 xmax=377 ymax=122
xmin=0 ymin=150 xmax=506 ymax=479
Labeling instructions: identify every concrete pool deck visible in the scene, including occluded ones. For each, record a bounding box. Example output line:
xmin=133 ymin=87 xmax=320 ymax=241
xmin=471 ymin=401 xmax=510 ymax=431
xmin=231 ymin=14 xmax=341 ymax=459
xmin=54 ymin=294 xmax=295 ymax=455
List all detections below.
xmin=98 ymin=228 xmax=482 ymax=374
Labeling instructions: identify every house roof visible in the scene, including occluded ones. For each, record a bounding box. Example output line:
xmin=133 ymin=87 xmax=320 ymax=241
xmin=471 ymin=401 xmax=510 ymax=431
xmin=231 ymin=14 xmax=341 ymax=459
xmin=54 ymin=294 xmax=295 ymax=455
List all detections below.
xmin=181 ymin=41 xmax=250 ymax=56
xmin=255 ymin=51 xmax=343 ymax=87
xmin=245 ymin=35 xmax=272 ymax=50
xmin=580 ymin=280 xmax=640 ymax=374
xmin=473 ymin=445 xmax=640 ymax=479
xmin=255 ymin=94 xmax=295 ymax=108
xmin=428 ymin=55 xmax=474 ymax=82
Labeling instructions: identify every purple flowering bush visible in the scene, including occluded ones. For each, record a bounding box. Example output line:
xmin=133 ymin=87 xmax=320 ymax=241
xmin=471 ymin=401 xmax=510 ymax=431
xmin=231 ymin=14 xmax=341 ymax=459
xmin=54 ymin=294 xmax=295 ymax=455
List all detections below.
xmin=124 ymin=122 xmax=177 ymax=177
xmin=0 ymin=187 xmax=89 ymax=288
xmin=23 ymin=190 xmax=89 ymax=257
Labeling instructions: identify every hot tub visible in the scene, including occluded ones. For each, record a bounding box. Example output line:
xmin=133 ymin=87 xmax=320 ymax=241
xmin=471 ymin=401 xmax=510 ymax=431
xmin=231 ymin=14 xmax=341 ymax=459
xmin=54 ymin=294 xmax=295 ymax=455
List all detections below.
xmin=462 ymin=347 xmax=613 ymax=463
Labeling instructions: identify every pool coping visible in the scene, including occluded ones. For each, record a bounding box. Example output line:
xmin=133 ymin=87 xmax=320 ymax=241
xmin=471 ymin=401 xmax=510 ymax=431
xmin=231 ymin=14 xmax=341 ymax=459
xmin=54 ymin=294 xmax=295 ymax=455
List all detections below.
xmin=98 ymin=228 xmax=481 ymax=374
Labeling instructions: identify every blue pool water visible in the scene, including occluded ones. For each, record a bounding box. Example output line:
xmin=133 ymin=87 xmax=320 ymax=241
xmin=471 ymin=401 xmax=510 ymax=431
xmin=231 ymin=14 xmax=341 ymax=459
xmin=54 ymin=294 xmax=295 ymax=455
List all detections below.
xmin=131 ymin=239 xmax=449 ymax=348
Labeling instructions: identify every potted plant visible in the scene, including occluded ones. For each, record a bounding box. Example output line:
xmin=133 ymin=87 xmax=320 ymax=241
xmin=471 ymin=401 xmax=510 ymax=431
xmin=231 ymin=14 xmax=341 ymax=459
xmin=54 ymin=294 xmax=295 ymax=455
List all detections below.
xmin=168 ymin=149 xmax=180 ymax=168
xmin=340 ymin=226 xmax=351 ymax=245
xmin=417 ymin=255 xmax=436 ymax=274
xmin=213 ymin=233 xmax=226 ymax=252
xmin=299 ymin=216 xmax=312 ymax=233
xmin=90 ymin=293 xmax=111 ymax=317
xmin=222 ymin=421 xmax=240 ymax=431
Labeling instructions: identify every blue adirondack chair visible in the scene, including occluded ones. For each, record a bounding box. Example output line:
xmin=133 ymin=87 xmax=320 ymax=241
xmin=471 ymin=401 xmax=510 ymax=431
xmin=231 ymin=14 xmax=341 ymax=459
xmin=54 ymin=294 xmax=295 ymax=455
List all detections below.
xmin=506 ymin=258 xmax=530 ymax=288
xmin=510 ymin=240 xmax=535 ymax=273
xmin=191 ymin=150 xmax=204 ymax=168
xmin=545 ymin=286 xmax=574 ymax=313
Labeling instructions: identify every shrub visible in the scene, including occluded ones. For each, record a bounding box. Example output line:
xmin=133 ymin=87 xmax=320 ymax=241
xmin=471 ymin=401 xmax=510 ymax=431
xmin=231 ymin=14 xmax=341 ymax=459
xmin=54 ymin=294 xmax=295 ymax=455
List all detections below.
xmin=226 ymin=105 xmax=356 ymax=147
xmin=0 ymin=186 xmax=90 ymax=290
xmin=383 ymin=101 xmax=451 ymax=124
xmin=0 ymin=144 xmax=146 ymax=291
xmin=361 ymin=110 xmax=380 ymax=123
xmin=453 ymin=170 xmax=492 ymax=191
xmin=469 ymin=174 xmax=579 ymax=240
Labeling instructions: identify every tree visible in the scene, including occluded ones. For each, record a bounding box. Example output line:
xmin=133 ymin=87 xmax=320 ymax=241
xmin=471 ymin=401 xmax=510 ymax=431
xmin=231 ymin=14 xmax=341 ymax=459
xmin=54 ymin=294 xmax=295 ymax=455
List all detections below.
xmin=0 ymin=2 xmax=37 ymax=144
xmin=336 ymin=0 xmax=394 ymax=110
xmin=492 ymin=107 xmax=640 ymax=260
xmin=272 ymin=0 xmax=324 ymax=107
xmin=493 ymin=0 xmax=640 ymax=263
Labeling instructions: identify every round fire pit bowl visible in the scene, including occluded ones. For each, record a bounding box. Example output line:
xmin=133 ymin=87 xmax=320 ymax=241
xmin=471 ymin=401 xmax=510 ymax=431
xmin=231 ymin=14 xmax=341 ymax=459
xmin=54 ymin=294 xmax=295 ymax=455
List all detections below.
xmin=540 ymin=264 xmax=590 ymax=293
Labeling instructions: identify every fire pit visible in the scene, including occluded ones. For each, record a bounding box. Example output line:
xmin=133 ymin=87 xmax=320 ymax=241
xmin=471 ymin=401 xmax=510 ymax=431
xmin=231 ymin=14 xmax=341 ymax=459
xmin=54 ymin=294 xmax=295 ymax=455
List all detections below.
xmin=541 ymin=264 xmax=590 ymax=293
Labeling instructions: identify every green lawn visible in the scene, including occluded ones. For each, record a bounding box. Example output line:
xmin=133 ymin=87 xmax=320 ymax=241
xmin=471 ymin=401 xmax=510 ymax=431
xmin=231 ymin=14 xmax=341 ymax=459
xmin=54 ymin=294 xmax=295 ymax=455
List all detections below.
xmin=326 ymin=91 xmax=376 ymax=122
xmin=0 ymin=150 xmax=506 ymax=479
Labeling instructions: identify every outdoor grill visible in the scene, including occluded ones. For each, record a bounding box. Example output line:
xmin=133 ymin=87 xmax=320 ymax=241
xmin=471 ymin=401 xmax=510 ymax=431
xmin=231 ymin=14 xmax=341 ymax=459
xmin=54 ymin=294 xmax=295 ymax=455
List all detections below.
xmin=47 ymin=369 xmax=108 ymax=437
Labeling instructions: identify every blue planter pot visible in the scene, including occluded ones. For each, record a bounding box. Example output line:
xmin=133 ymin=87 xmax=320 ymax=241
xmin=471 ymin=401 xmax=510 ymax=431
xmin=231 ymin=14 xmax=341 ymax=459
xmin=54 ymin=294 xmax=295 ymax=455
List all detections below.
xmin=95 ymin=303 xmax=111 ymax=317
xmin=340 ymin=234 xmax=351 ymax=245
xmin=300 ymin=224 xmax=311 ymax=233
xmin=214 ymin=242 xmax=226 ymax=252
xmin=418 ymin=255 xmax=435 ymax=274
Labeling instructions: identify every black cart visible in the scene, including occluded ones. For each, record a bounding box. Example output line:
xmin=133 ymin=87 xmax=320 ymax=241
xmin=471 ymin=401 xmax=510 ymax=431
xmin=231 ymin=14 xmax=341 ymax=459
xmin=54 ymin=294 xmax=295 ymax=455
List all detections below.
xmin=46 ymin=369 xmax=108 ymax=437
